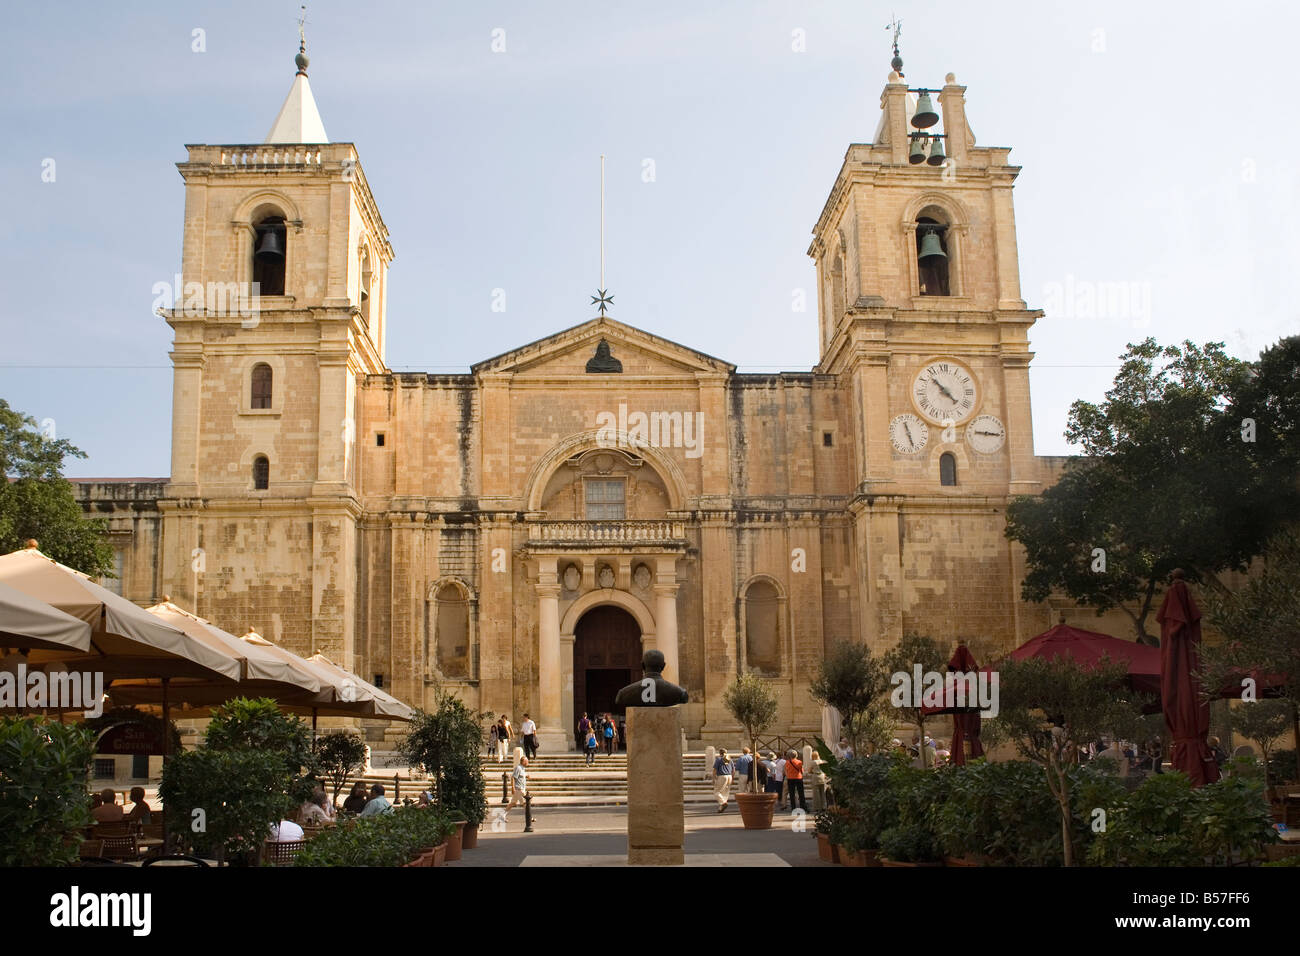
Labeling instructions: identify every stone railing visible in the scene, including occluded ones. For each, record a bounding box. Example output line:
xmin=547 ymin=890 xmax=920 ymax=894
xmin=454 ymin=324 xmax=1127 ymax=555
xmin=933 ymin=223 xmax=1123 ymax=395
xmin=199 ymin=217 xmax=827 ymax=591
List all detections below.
xmin=184 ymin=144 xmax=355 ymax=167
xmin=527 ymin=520 xmax=686 ymax=544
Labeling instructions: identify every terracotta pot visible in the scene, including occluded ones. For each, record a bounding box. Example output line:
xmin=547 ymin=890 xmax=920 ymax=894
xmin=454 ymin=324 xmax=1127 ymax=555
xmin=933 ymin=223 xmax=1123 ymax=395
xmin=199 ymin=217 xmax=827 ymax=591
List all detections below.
xmin=944 ymin=854 xmax=981 ymax=867
xmin=462 ymin=823 xmax=479 ymax=849
xmin=816 ymin=832 xmax=833 ymax=862
xmin=429 ymin=842 xmax=447 ymax=867
xmin=735 ymin=792 xmax=778 ymax=829
xmin=444 ymin=820 xmax=466 ymax=861
xmin=881 ymin=859 xmax=942 ymax=867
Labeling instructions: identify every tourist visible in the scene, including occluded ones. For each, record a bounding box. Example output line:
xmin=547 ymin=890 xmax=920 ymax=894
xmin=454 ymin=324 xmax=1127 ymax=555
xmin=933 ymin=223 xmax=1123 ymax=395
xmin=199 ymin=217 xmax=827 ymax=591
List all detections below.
xmin=603 ymin=714 xmax=617 ymax=756
xmin=1208 ymin=736 xmax=1229 ymax=770
xmin=584 ymin=726 xmax=599 ymax=766
xmin=836 ymin=737 xmax=854 ymax=760
xmin=126 ymin=786 xmax=153 ymax=825
xmin=784 ymin=749 xmax=807 ymax=812
xmin=91 ymin=788 xmax=124 ymax=823
xmin=506 ymin=756 xmax=529 ymax=818
xmin=496 ymin=714 xmax=513 ymax=762
xmin=360 ymin=783 xmax=394 ymax=817
xmin=769 ymin=751 xmax=786 ymax=803
xmin=714 ymin=749 xmax=735 ymax=812
xmin=270 ymin=817 xmax=304 ymax=842
xmin=734 ymin=747 xmax=754 ymax=790
xmin=342 ymin=781 xmax=369 ymax=815
xmin=488 ymin=720 xmax=500 ymax=759
xmin=521 ymin=713 xmax=538 ymax=760
xmin=577 ymin=712 xmax=592 ymax=751
xmin=90 ymin=792 xmax=103 ymax=812
xmin=301 ymin=790 xmax=333 ymax=826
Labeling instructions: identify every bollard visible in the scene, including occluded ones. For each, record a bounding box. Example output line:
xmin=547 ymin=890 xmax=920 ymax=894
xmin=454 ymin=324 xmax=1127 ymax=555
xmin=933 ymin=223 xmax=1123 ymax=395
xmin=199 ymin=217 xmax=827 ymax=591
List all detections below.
xmin=394 ymin=773 xmax=400 ymax=805
xmin=524 ymin=793 xmax=534 ymax=832
xmin=501 ymin=772 xmax=509 ymax=804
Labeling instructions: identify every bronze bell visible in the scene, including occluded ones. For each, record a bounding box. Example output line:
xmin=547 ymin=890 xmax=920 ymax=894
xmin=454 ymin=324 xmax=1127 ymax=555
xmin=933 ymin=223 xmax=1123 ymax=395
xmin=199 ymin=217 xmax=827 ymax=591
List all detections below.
xmin=918 ymin=229 xmax=947 ymax=263
xmin=908 ymin=135 xmax=927 ymax=165
xmin=927 ymin=136 xmax=946 ymax=166
xmin=911 ymin=91 xmax=939 ymax=129
xmin=254 ymin=228 xmax=285 ymax=264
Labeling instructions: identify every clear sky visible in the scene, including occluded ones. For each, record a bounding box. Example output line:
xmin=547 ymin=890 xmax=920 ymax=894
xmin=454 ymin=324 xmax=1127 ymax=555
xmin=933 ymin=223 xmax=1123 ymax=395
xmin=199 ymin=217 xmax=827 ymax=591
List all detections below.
xmin=1 ymin=0 xmax=1296 ymax=477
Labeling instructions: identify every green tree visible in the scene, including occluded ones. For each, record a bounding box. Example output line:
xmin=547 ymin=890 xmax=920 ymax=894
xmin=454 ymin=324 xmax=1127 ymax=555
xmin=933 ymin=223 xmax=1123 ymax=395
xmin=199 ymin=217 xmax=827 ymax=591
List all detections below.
xmin=1225 ymin=700 xmax=1292 ymax=787
xmin=1006 ymin=339 xmax=1300 ymax=644
xmin=723 ymin=672 xmax=779 ymax=793
xmin=204 ymin=697 xmax=318 ymax=803
xmin=985 ymin=655 xmax=1147 ymax=866
xmin=397 ymin=688 xmax=487 ymax=819
xmin=0 ymin=398 xmax=114 ymax=575
xmin=809 ymin=641 xmax=890 ymax=757
xmin=313 ymin=729 xmax=368 ymax=807
xmin=883 ymin=634 xmax=947 ymax=768
xmin=0 ymin=717 xmax=95 ymax=866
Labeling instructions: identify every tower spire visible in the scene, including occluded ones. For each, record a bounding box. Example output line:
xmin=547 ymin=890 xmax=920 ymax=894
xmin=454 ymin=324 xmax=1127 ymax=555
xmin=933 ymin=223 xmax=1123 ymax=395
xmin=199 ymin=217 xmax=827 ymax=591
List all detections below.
xmin=265 ymin=6 xmax=328 ymax=144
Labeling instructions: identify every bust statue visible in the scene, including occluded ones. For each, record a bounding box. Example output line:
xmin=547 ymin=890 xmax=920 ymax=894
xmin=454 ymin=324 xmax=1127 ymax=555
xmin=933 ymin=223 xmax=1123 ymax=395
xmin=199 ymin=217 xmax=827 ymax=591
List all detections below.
xmin=585 ymin=338 xmax=623 ymax=373
xmin=614 ymin=649 xmax=688 ymax=708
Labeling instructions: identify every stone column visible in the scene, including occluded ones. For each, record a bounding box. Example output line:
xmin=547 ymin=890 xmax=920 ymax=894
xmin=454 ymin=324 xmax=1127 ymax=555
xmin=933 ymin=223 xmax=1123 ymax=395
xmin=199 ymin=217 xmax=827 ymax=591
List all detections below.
xmin=654 ymin=557 xmax=680 ymax=684
xmin=536 ymin=559 xmax=562 ymax=740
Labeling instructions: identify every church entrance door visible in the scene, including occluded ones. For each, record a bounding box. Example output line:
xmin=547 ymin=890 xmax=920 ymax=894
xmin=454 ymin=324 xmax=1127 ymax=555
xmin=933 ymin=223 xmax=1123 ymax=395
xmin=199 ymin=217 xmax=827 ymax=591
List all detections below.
xmin=572 ymin=605 xmax=640 ymax=751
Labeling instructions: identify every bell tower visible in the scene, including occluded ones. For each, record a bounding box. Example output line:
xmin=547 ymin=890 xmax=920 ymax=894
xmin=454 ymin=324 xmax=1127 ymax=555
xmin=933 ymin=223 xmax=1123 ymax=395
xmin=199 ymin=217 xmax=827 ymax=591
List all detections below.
xmin=810 ymin=40 xmax=1044 ymax=649
xmin=159 ymin=37 xmax=394 ymax=666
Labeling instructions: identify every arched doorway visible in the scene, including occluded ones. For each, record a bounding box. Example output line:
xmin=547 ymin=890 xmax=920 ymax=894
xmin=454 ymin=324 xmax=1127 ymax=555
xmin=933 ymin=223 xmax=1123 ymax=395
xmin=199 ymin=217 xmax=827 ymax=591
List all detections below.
xmin=573 ymin=605 xmax=641 ymax=749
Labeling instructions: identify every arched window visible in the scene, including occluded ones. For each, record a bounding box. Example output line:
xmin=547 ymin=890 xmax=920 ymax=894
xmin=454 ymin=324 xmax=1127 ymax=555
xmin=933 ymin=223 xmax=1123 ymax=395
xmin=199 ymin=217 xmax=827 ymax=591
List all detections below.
xmin=916 ymin=215 xmax=950 ymax=296
xmin=252 ymin=215 xmax=286 ymax=296
xmin=359 ymin=246 xmax=373 ymax=326
xmin=251 ymin=363 xmax=272 ymax=409
xmin=253 ymin=455 xmax=270 ymax=490
xmin=744 ymin=580 xmax=782 ymax=675
xmin=940 ymin=452 xmax=957 ymax=486
xmin=434 ymin=583 xmax=470 ymax=679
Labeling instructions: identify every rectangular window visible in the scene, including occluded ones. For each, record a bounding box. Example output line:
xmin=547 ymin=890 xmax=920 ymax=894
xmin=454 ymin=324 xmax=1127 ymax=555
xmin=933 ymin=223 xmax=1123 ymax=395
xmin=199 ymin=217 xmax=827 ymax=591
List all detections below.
xmin=822 ymin=432 xmax=833 ymax=447
xmin=584 ymin=478 xmax=626 ymax=520
xmin=376 ymin=433 xmax=385 ymax=446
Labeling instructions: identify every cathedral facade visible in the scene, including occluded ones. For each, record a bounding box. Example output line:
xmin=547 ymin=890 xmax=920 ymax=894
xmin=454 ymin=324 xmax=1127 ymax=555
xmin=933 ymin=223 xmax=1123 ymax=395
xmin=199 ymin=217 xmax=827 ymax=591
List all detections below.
xmin=79 ymin=55 xmax=1079 ymax=749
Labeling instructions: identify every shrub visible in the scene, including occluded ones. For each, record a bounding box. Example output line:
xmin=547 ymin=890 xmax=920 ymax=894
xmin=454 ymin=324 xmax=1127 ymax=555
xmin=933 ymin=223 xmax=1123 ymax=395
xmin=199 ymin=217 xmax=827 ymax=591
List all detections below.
xmin=313 ymin=730 xmax=367 ymax=806
xmin=293 ymin=806 xmax=455 ymax=867
xmin=160 ymin=748 xmax=298 ymax=864
xmin=1268 ymin=749 xmax=1297 ymax=785
xmin=831 ymin=753 xmax=906 ymax=852
xmin=0 ymin=717 xmax=94 ymax=866
xmin=205 ymin=697 xmax=318 ymax=804
xmin=398 ymin=688 xmax=488 ymax=821
xmin=878 ymin=824 xmax=938 ymax=863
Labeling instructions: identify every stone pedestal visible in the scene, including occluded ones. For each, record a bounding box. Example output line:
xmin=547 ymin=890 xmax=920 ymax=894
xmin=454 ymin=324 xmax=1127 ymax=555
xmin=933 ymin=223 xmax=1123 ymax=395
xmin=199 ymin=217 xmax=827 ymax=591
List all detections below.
xmin=627 ymin=706 xmax=685 ymax=866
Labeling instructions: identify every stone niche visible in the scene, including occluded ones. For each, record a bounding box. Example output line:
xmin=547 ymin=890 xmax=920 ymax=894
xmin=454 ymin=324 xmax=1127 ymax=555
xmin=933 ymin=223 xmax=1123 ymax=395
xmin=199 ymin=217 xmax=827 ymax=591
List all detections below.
xmin=538 ymin=448 xmax=671 ymax=520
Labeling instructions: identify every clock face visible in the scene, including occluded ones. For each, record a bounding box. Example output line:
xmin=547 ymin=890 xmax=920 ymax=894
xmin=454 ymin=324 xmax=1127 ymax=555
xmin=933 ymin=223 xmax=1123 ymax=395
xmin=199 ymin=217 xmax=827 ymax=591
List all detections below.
xmin=966 ymin=414 xmax=1006 ymax=454
xmin=912 ymin=360 xmax=978 ymax=425
xmin=890 ymin=414 xmax=929 ymax=454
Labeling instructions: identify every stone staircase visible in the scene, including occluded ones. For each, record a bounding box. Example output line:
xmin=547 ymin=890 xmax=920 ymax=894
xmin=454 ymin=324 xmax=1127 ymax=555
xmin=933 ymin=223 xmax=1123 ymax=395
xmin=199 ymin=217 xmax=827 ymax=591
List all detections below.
xmin=343 ymin=751 xmax=719 ymax=807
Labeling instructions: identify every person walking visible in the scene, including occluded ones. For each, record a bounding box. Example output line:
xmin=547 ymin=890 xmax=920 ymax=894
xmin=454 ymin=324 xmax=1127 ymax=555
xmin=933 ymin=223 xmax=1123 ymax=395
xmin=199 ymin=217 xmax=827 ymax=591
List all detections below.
xmin=784 ymin=749 xmax=808 ymax=812
xmin=603 ymin=714 xmax=617 ymax=756
xmin=487 ymin=720 xmax=499 ymax=760
xmin=584 ymin=726 xmax=599 ymax=766
xmin=769 ymin=750 xmax=786 ymax=805
xmin=734 ymin=747 xmax=754 ymax=791
xmin=520 ymin=713 xmax=538 ymax=760
xmin=505 ymin=756 xmax=529 ymax=821
xmin=495 ymin=714 xmax=512 ymax=762
xmin=577 ymin=712 xmax=592 ymax=752
xmin=714 ymin=749 xmax=735 ymax=812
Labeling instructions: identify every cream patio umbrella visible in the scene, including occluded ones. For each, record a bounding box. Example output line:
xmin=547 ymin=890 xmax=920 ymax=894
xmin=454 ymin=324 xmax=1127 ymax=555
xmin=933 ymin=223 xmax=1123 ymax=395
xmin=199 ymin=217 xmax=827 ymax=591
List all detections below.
xmin=303 ymin=652 xmax=413 ymax=722
xmin=0 ymin=580 xmax=93 ymax=652
xmin=105 ymin=600 xmax=323 ymax=710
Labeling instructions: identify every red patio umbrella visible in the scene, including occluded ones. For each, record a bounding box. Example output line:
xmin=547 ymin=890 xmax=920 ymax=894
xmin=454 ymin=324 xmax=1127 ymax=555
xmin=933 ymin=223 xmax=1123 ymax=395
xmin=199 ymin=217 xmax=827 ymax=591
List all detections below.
xmin=946 ymin=642 xmax=984 ymax=766
xmin=1007 ymin=620 xmax=1163 ymax=703
xmin=1158 ymin=572 xmax=1220 ymax=786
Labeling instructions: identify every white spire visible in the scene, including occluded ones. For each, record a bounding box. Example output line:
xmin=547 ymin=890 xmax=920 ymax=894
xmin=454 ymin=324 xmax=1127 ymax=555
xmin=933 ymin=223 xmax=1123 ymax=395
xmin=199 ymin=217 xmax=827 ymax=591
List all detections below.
xmin=265 ymin=40 xmax=328 ymax=144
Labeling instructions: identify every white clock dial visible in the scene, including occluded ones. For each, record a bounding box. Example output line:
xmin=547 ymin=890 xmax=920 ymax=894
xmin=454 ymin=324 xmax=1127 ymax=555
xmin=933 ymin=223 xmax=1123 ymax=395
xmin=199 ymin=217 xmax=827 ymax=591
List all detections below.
xmin=889 ymin=414 xmax=929 ymax=454
xmin=966 ymin=414 xmax=1006 ymax=454
xmin=912 ymin=360 xmax=978 ymax=425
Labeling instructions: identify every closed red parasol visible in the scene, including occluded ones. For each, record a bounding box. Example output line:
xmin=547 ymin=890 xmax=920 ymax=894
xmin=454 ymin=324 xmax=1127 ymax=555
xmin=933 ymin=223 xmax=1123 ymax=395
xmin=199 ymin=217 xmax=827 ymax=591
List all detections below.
xmin=1158 ymin=571 xmax=1220 ymax=786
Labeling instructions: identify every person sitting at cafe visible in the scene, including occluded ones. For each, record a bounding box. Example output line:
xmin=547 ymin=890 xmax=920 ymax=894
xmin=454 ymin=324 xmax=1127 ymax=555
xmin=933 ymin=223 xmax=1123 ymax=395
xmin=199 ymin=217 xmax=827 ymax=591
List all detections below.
xmin=126 ymin=786 xmax=153 ymax=825
xmin=300 ymin=790 xmax=333 ymax=826
xmin=269 ymin=818 xmax=305 ymax=842
xmin=92 ymin=788 xmax=125 ymax=823
xmin=342 ymin=781 xmax=370 ymax=815
xmin=359 ymin=783 xmax=394 ymax=817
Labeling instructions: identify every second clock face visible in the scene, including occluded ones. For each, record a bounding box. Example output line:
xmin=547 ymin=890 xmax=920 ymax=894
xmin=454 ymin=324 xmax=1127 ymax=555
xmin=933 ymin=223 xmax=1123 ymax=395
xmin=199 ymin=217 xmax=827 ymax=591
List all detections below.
xmin=890 ymin=413 xmax=929 ymax=454
xmin=966 ymin=414 xmax=1006 ymax=454
xmin=912 ymin=360 xmax=978 ymax=425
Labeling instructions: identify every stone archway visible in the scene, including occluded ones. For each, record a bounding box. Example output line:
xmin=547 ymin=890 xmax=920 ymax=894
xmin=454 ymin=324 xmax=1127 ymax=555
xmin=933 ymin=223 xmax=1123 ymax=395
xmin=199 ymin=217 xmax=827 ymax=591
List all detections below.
xmin=572 ymin=605 xmax=641 ymax=749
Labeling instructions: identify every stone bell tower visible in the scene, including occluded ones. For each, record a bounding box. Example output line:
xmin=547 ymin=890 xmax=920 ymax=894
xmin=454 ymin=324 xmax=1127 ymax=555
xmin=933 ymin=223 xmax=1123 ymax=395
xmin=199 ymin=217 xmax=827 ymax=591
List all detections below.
xmin=158 ymin=38 xmax=394 ymax=668
xmin=809 ymin=44 xmax=1044 ymax=650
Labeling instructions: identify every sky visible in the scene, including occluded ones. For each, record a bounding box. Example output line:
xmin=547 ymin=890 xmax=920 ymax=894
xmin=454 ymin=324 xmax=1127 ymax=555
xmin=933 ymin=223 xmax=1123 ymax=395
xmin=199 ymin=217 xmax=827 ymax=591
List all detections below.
xmin=1 ymin=0 xmax=1296 ymax=476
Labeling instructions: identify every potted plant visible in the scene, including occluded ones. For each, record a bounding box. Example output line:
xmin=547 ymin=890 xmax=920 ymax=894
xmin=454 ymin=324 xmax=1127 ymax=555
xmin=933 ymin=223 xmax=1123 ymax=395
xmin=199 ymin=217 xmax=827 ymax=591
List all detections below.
xmin=398 ymin=688 xmax=489 ymax=855
xmin=723 ymin=672 xmax=780 ymax=828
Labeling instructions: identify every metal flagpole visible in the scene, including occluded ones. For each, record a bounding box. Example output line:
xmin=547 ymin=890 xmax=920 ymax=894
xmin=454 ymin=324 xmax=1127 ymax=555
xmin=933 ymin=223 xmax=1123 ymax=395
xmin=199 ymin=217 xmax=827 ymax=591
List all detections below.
xmin=600 ymin=154 xmax=605 ymax=292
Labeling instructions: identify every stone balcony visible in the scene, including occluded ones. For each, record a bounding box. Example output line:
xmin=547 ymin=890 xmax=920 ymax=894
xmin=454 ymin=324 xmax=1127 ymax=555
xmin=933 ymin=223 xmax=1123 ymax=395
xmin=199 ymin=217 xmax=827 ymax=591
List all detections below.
xmin=525 ymin=520 xmax=687 ymax=550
